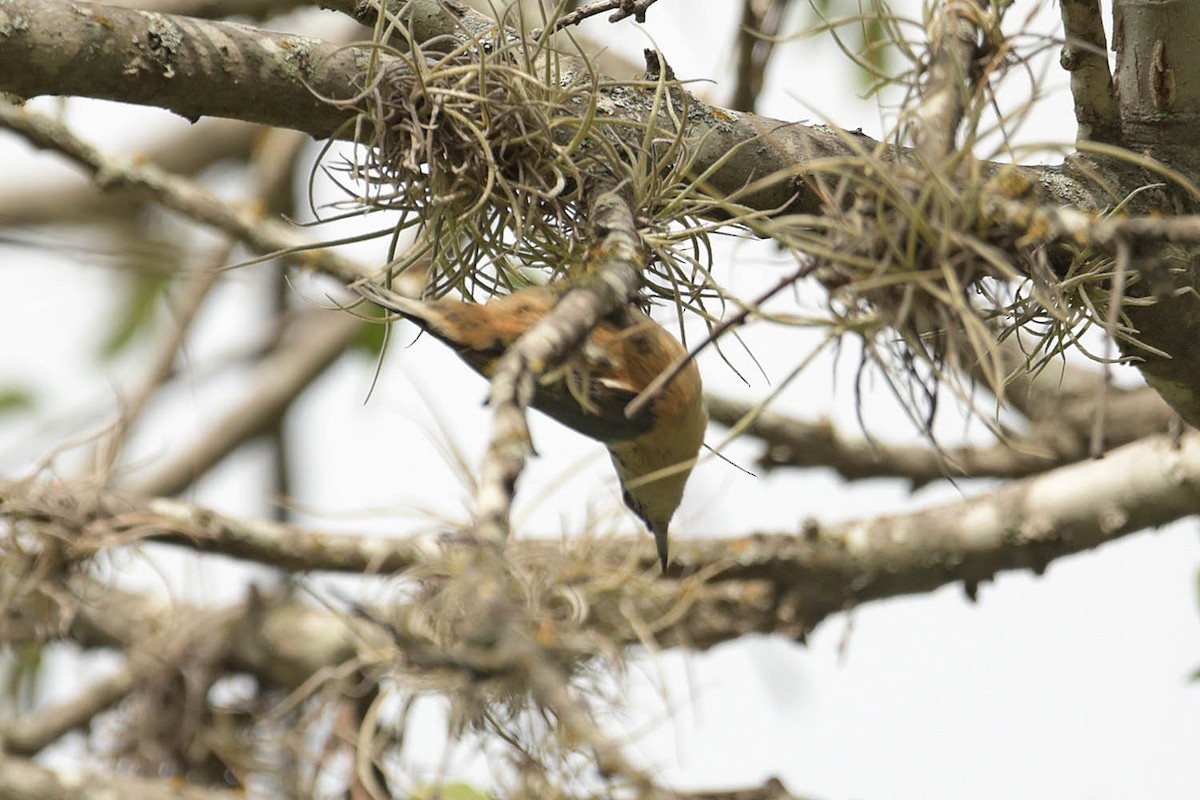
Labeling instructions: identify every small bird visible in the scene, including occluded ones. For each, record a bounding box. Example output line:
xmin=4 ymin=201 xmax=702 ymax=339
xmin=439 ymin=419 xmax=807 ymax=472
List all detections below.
xmin=358 ymin=280 xmax=706 ymax=572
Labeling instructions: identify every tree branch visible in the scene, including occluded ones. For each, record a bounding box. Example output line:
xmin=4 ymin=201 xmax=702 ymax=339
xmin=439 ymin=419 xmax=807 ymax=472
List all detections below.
xmin=0 ymin=0 xmax=365 ymax=138
xmin=911 ymin=0 xmax=983 ymax=165
xmin=693 ymin=431 xmax=1200 ymax=605
xmin=730 ymin=0 xmax=791 ymax=112
xmin=103 ymin=0 xmax=313 ymax=19
xmin=7 ymin=430 xmax=1199 ymax=642
xmin=0 ymin=667 xmax=145 ymax=756
xmin=1058 ymin=0 xmax=1121 ymax=145
xmin=0 ymin=754 xmax=240 ymax=800
xmin=0 ymin=100 xmax=373 ymax=283
xmin=706 ymin=377 xmax=1176 ymax=483
xmin=119 ymin=308 xmax=362 ymax=498
xmin=0 ymin=118 xmax=262 ymax=226
xmin=0 ymin=0 xmax=990 ymax=223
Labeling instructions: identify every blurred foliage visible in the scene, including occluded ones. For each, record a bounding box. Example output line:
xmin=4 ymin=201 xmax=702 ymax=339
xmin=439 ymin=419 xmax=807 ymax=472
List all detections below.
xmin=413 ymin=783 xmax=492 ymax=800
xmin=98 ymin=271 xmax=171 ymax=359
xmin=0 ymin=387 xmax=35 ymax=415
xmin=806 ymin=0 xmax=898 ymax=91
xmin=1 ymin=642 xmax=44 ymax=715
xmin=350 ymin=300 xmax=388 ymax=358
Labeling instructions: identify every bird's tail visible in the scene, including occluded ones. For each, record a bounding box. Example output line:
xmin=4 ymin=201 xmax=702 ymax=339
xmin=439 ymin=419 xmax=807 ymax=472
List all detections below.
xmin=356 ymin=279 xmax=435 ymax=326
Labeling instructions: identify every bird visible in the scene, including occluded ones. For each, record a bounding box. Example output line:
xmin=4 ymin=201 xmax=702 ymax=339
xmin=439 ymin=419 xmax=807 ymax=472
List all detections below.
xmin=357 ymin=279 xmax=706 ymax=572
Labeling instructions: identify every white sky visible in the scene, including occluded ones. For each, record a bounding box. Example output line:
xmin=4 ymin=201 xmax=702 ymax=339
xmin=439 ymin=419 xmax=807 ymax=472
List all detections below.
xmin=0 ymin=1 xmax=1197 ymax=799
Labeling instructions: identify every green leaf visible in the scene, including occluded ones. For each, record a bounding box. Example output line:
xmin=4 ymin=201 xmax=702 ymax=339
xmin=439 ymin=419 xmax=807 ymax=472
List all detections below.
xmin=0 ymin=387 xmax=36 ymax=415
xmin=99 ymin=272 xmax=171 ymax=359
xmin=1 ymin=643 xmax=44 ymax=714
xmin=349 ymin=305 xmax=388 ymax=358
xmin=412 ymin=783 xmax=491 ymax=800
xmin=862 ymin=12 xmax=888 ymax=72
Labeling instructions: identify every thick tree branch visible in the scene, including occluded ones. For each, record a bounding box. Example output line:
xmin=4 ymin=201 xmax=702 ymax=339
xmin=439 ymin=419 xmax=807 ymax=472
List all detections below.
xmin=693 ymin=431 xmax=1200 ymax=605
xmin=0 ymin=0 xmax=1038 ymax=224
xmin=7 ymin=430 xmax=1199 ymax=641
xmin=1111 ymin=0 xmax=1200 ymax=160
xmin=2 ymin=0 xmax=1131 ymax=241
xmin=103 ymin=0 xmax=313 ymax=19
xmin=0 ymin=0 xmax=365 ymax=138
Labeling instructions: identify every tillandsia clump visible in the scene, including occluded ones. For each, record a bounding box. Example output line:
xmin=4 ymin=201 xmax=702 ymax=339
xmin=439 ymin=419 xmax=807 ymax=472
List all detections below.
xmin=320 ymin=15 xmax=735 ymax=322
xmin=747 ymin=1 xmax=1158 ymax=429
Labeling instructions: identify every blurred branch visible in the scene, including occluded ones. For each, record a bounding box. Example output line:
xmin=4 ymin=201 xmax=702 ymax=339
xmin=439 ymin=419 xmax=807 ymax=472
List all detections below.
xmin=910 ymin=0 xmax=983 ymax=165
xmin=0 ymin=590 xmax=235 ymax=756
xmin=102 ymin=0 xmax=313 ymax=19
xmin=0 ymin=754 xmax=239 ymax=800
xmin=0 ymin=666 xmax=146 ymax=756
xmin=710 ymin=394 xmax=1058 ymax=482
xmin=0 ymin=574 xmax=369 ymax=690
xmin=989 ymin=203 xmax=1200 ymax=249
xmin=0 ymin=119 xmax=261 ymax=226
xmin=93 ymin=246 xmax=226 ymax=478
xmin=687 ymin=779 xmax=815 ymax=800
xmin=119 ymin=308 xmax=362 ymax=498
xmin=731 ymin=0 xmax=792 ymax=112
xmin=0 ymin=563 xmax=816 ymax=797
xmin=706 ymin=375 xmax=1176 ymax=482
xmin=505 ymin=621 xmax=668 ymax=797
xmin=0 ymin=100 xmax=373 ymax=284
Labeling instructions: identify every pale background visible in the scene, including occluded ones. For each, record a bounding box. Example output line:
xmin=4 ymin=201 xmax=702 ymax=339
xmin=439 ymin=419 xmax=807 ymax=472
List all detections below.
xmin=1 ymin=1 xmax=1197 ymax=798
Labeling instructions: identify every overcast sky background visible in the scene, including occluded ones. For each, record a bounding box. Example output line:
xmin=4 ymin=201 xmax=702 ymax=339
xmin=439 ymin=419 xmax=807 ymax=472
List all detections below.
xmin=1 ymin=1 xmax=1197 ymax=798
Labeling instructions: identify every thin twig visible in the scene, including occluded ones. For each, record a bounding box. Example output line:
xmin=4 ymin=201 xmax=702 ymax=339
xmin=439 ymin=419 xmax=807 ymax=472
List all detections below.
xmin=531 ymin=0 xmax=662 ymax=40
xmin=93 ymin=250 xmax=227 ymax=480
xmin=0 ymin=100 xmax=374 ymax=284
